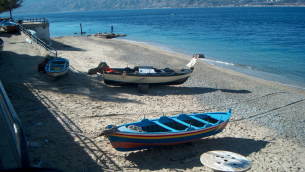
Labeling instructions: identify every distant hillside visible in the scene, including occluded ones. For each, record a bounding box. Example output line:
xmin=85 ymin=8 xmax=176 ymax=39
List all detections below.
xmin=15 ymin=0 xmax=305 ymax=14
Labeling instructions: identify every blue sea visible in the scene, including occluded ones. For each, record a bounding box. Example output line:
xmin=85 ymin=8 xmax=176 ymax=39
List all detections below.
xmin=15 ymin=7 xmax=305 ymax=88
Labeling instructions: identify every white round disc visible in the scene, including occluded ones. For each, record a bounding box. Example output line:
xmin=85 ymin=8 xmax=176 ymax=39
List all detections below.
xmin=200 ymin=150 xmax=252 ymax=172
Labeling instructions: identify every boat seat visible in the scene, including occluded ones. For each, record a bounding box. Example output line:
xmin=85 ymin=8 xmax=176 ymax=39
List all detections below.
xmin=152 ymin=121 xmax=177 ymax=132
xmin=189 ymin=116 xmax=214 ymax=126
xmin=171 ymin=118 xmax=200 ymax=130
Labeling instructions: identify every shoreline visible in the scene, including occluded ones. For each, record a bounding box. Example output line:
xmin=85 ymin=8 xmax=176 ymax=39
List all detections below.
xmin=1 ymin=34 xmax=304 ymax=171
xmin=203 ymin=58 xmax=305 ymax=91
xmin=115 ymin=37 xmax=305 ymax=91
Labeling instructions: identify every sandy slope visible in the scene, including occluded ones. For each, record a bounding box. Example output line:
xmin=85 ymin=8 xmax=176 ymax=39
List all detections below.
xmin=0 ymin=34 xmax=304 ymax=171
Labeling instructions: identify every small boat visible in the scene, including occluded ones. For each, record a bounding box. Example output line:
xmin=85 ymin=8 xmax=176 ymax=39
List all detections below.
xmin=101 ymin=110 xmax=232 ymax=151
xmin=88 ymin=54 xmax=204 ymax=86
xmin=94 ymin=32 xmax=127 ymax=39
xmin=0 ymin=20 xmax=18 ymax=33
xmin=43 ymin=57 xmax=69 ymax=77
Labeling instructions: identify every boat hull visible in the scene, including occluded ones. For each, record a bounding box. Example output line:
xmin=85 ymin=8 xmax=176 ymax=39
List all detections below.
xmin=103 ymin=72 xmax=191 ymax=85
xmin=44 ymin=57 xmax=69 ymax=77
xmin=107 ymin=121 xmax=228 ymax=151
xmin=46 ymin=70 xmax=69 ymax=77
xmin=4 ymin=25 xmax=18 ymax=33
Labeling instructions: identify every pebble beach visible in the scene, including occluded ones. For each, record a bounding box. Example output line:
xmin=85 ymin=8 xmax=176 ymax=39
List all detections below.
xmin=0 ymin=34 xmax=304 ymax=171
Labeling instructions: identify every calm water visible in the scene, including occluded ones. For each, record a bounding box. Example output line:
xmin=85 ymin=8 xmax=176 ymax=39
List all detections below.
xmin=16 ymin=8 xmax=305 ymax=88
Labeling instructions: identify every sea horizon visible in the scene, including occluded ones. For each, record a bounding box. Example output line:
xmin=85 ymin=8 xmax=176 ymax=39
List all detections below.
xmin=12 ymin=6 xmax=305 ymax=16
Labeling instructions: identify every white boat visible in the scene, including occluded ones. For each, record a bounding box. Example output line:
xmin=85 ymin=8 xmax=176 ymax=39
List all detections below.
xmin=88 ymin=54 xmax=204 ymax=85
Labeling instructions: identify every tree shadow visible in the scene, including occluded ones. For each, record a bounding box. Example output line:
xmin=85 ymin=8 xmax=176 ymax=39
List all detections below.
xmin=50 ymin=39 xmax=85 ymax=51
xmin=126 ymin=137 xmax=268 ymax=170
xmin=0 ymin=51 xmax=141 ymax=104
xmin=36 ymin=70 xmax=143 ymax=103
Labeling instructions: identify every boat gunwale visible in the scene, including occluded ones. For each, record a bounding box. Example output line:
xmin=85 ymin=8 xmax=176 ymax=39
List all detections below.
xmin=45 ymin=58 xmax=69 ymax=73
xmin=110 ymin=111 xmax=231 ymax=137
xmin=112 ymin=121 xmax=229 ymax=138
xmin=103 ymin=70 xmax=193 ymax=77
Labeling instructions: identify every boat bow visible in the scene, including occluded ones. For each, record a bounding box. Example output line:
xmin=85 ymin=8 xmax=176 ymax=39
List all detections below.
xmin=186 ymin=53 xmax=205 ymax=69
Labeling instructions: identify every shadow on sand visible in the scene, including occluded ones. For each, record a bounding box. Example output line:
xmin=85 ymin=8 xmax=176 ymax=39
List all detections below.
xmin=0 ymin=51 xmax=142 ymax=104
xmin=28 ymin=68 xmax=251 ymax=102
xmin=4 ymin=83 xmax=119 ymax=171
xmin=0 ymin=32 xmax=20 ymax=38
xmin=146 ymin=85 xmax=251 ymax=96
xmin=0 ymin=51 xmax=126 ymax=171
xmin=51 ymin=39 xmax=85 ymax=51
xmin=89 ymin=81 xmax=251 ymax=96
xmin=126 ymin=137 xmax=268 ymax=170
xmin=0 ymin=50 xmax=251 ymax=103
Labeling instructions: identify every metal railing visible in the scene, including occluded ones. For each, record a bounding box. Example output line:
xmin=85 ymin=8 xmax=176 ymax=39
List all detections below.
xmin=16 ymin=18 xmax=49 ymax=24
xmin=18 ymin=24 xmax=57 ymax=57
xmin=0 ymin=81 xmax=30 ymax=169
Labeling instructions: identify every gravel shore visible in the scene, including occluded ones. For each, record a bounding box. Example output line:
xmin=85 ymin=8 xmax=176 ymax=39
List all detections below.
xmin=0 ymin=34 xmax=304 ymax=171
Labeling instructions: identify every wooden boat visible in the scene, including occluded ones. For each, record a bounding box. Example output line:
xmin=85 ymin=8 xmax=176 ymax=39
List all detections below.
xmin=94 ymin=32 xmax=127 ymax=39
xmin=0 ymin=21 xmax=18 ymax=33
xmin=44 ymin=57 xmax=69 ymax=77
xmin=101 ymin=110 xmax=232 ymax=151
xmin=88 ymin=54 xmax=204 ymax=86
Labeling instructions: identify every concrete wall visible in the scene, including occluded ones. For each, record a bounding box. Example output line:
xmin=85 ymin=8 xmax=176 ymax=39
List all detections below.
xmin=20 ymin=31 xmax=50 ymax=56
xmin=22 ymin=23 xmax=51 ymax=44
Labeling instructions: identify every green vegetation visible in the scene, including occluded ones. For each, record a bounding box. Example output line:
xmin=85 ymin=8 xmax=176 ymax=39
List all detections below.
xmin=0 ymin=0 xmax=23 ymax=18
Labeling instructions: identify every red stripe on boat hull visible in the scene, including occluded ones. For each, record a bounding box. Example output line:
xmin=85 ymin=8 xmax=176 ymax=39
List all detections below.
xmin=111 ymin=138 xmax=200 ymax=149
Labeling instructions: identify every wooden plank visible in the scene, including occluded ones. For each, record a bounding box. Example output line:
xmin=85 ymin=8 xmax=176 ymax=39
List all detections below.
xmin=152 ymin=121 xmax=177 ymax=132
xmin=189 ymin=115 xmax=214 ymax=126
xmin=171 ymin=118 xmax=200 ymax=130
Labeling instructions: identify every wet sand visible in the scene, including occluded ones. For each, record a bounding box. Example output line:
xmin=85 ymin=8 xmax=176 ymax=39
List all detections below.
xmin=0 ymin=34 xmax=304 ymax=171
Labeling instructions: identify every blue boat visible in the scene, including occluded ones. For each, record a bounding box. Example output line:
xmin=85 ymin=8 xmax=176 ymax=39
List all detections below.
xmin=0 ymin=20 xmax=18 ymax=33
xmin=102 ymin=110 xmax=232 ymax=151
xmin=44 ymin=57 xmax=69 ymax=77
